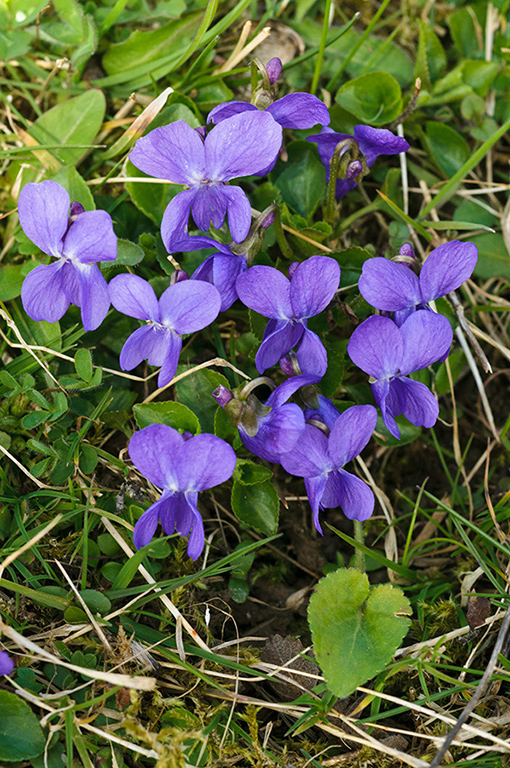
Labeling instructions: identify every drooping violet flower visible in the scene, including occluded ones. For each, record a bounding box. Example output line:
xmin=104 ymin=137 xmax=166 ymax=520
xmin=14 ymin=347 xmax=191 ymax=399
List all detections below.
xmin=129 ymin=424 xmax=236 ymax=559
xmin=307 ymin=125 xmax=409 ymax=198
xmin=18 ymin=181 xmax=117 ymax=331
xmin=191 ymin=243 xmax=248 ymax=311
xmin=109 ymin=273 xmax=221 ymax=386
xmin=129 ymin=112 xmax=282 ymax=245
xmin=214 ymin=373 xmax=320 ymax=463
xmin=358 ymin=240 xmax=478 ymax=326
xmin=281 ymin=405 xmax=378 ymax=532
xmin=207 ymin=93 xmax=330 ymax=131
xmin=236 ymin=256 xmax=340 ymax=376
xmin=347 ymin=312 xmax=453 ymax=439
xmin=0 ymin=651 xmax=14 ymax=675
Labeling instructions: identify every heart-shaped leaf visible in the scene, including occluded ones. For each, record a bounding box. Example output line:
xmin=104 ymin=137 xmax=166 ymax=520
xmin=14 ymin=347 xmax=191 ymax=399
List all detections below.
xmin=308 ymin=568 xmax=411 ymax=697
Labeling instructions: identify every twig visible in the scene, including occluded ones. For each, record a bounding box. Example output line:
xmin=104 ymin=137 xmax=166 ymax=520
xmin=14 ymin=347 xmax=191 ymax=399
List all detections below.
xmin=428 ymin=605 xmax=510 ymax=767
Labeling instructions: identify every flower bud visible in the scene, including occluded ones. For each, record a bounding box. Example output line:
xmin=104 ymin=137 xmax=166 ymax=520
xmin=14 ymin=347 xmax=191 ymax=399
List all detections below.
xmin=266 ymin=57 xmax=282 ymax=84
xmin=288 ymin=261 xmax=299 ymax=280
xmin=170 ymin=269 xmax=189 ymax=285
xmin=213 ymin=385 xmax=233 ymax=408
xmin=399 ymin=242 xmax=416 ymax=258
xmin=345 ymin=159 xmax=363 ymax=180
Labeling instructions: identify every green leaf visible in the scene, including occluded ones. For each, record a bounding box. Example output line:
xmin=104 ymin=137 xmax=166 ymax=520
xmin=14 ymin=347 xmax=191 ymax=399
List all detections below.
xmin=51 ymin=165 xmax=95 ymax=210
xmin=79 ymin=443 xmax=98 ymax=474
xmin=79 ymin=589 xmax=111 ymax=616
xmin=104 ymin=238 xmax=144 ymax=271
xmin=133 ymin=401 xmax=200 ymax=432
xmin=175 ymin=368 xmax=230 ymax=433
xmin=424 ymin=122 xmax=470 ymax=178
xmin=414 ymin=20 xmax=446 ymax=90
xmin=308 ymin=569 xmax=411 ymax=697
xmin=29 ymin=90 xmax=106 ymax=167
xmin=22 ymin=410 xmax=49 ymax=429
xmin=271 ymin=141 xmax=325 ymax=219
xmin=231 ymin=479 xmax=279 ymax=536
xmin=0 ymin=264 xmax=25 ymax=300
xmin=471 ymin=233 xmax=510 ymax=279
xmin=75 ymin=348 xmax=93 ymax=383
xmin=0 ymin=690 xmax=45 ymax=761
xmin=335 ymin=72 xmax=402 ymax=126
xmin=233 ymin=459 xmax=272 ymax=486
xmin=101 ymin=13 xmax=201 ymax=81
xmin=228 ymin=576 xmax=249 ymax=604
xmin=449 ymin=7 xmax=480 ymax=58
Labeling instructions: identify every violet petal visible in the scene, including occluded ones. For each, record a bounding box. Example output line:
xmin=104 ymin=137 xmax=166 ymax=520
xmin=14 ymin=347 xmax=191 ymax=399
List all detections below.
xmin=18 ymin=180 xmax=69 ymax=257
xmin=280 ymin=423 xmax=330 ymax=477
xmin=119 ymin=325 xmax=159 ymax=371
xmin=290 ymin=255 xmax=340 ymax=319
xmin=389 ymin=377 xmax=439 ymax=429
xmin=205 ymin=111 xmax=282 ymax=180
xmin=328 ymin=404 xmax=378 ymax=467
xmin=161 ymin=189 xmax=198 ymax=253
xmin=177 ymin=433 xmax=237 ymax=490
xmin=347 ymin=315 xmax=403 ymax=379
xmin=133 ymin=500 xmax=162 ymax=548
xmin=295 ymin=328 xmax=328 ymax=377
xmin=129 ymin=121 xmax=206 ymax=184
xmin=305 ymin=474 xmax=328 ymax=534
xmin=354 ymin=125 xmax=410 ymax=166
xmin=399 ymin=310 xmax=453 ymax=375
xmin=335 ymin=469 xmax=375 ymax=521
xmin=236 ymin=265 xmax=293 ymax=318
xmin=419 ymin=240 xmax=478 ymax=303
xmin=63 ymin=210 xmax=117 ymax=264
xmin=358 ymin=257 xmax=421 ymax=311
xmin=156 ymin=332 xmax=182 ymax=387
xmin=109 ymin=274 xmax=160 ymax=322
xmin=255 ymin=320 xmax=304 ymax=373
xmin=159 ymin=280 xmax=221 ymax=334
xmin=0 ymin=651 xmax=14 ymax=675
xmin=73 ymin=263 xmax=111 ymax=332
xmin=21 ymin=262 xmax=69 ymax=323
xmin=207 ymin=101 xmax=257 ymax=124
xmin=129 ymin=424 xmax=183 ymax=488
xmin=267 ymin=93 xmax=330 ymax=129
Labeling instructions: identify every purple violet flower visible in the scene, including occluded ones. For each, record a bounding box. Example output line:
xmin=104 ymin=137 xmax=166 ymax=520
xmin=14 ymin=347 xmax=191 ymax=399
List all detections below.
xmin=109 ymin=273 xmax=221 ymax=387
xmin=281 ymin=405 xmax=378 ymax=532
xmin=347 ymin=311 xmax=453 ymax=439
xmin=18 ymin=180 xmax=117 ymax=331
xmin=191 ymin=244 xmax=248 ymax=311
xmin=129 ymin=112 xmax=282 ymax=245
xmin=0 ymin=651 xmax=14 ymax=675
xmin=307 ymin=125 xmax=409 ymax=198
xmin=235 ymin=256 xmax=340 ymax=376
xmin=358 ymin=240 xmax=478 ymax=326
xmin=129 ymin=424 xmax=236 ymax=559
xmin=214 ymin=373 xmax=320 ymax=463
xmin=207 ymin=94 xmax=330 ymax=131
xmin=304 ymin=394 xmax=342 ymax=431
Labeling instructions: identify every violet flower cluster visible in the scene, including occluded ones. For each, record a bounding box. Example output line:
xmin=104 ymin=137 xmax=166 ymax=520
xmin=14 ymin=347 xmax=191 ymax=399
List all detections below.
xmin=16 ymin=60 xmax=479 ymax=560
xmin=348 ymin=241 xmax=478 ymax=438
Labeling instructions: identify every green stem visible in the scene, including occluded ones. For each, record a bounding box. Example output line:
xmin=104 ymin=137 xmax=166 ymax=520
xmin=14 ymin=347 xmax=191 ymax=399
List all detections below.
xmin=327 ymin=0 xmax=392 ymax=91
xmin=354 ymin=520 xmax=365 ymax=573
xmin=311 ymin=0 xmax=333 ymax=95
xmin=273 ymin=206 xmax=294 ymax=259
xmin=98 ymin=0 xmax=131 ymax=37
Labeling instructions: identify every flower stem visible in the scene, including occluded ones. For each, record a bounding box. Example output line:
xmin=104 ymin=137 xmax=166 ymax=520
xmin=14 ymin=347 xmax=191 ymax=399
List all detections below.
xmin=273 ymin=206 xmax=294 ymax=259
xmin=354 ymin=520 xmax=365 ymax=573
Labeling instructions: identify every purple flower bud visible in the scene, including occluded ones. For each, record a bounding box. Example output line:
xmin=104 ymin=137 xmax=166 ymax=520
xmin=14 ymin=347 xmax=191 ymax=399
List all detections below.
xmin=261 ymin=210 xmax=275 ymax=229
xmin=345 ymin=159 xmax=363 ymax=179
xmin=171 ymin=269 xmax=189 ymax=285
xmin=0 ymin=651 xmax=14 ymax=675
xmin=288 ymin=261 xmax=299 ymax=280
xmin=266 ymin=57 xmax=282 ymax=84
xmin=399 ymin=242 xmax=416 ymax=258
xmin=213 ymin=385 xmax=234 ymax=408
xmin=69 ymin=201 xmax=85 ymax=218
xmin=279 ymin=354 xmax=299 ymax=376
